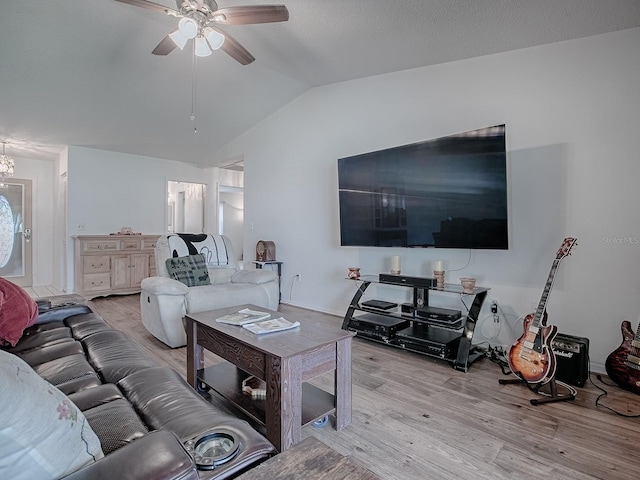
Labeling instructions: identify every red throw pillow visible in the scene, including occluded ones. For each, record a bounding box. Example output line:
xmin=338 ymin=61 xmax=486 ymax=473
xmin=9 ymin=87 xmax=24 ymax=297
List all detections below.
xmin=0 ymin=277 xmax=38 ymax=347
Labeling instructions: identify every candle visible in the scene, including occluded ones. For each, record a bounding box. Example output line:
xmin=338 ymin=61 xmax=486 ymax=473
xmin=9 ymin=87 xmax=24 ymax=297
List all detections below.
xmin=434 ymin=260 xmax=444 ymax=272
xmin=391 ymin=255 xmax=401 ymax=273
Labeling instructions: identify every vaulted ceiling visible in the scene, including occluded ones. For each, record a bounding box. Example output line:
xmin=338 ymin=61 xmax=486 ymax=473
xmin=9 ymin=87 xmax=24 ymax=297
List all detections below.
xmin=1 ymin=0 xmax=639 ymax=165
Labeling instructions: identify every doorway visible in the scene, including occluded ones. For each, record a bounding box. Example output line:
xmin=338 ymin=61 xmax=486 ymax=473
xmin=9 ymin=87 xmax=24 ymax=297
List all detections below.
xmin=218 ymin=185 xmax=244 ymax=260
xmin=0 ymin=179 xmax=32 ymax=286
xmin=167 ymin=181 xmax=206 ymax=234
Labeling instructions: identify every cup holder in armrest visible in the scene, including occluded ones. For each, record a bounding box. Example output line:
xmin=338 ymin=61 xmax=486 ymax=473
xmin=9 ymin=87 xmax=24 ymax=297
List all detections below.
xmin=183 ymin=431 xmax=239 ymax=470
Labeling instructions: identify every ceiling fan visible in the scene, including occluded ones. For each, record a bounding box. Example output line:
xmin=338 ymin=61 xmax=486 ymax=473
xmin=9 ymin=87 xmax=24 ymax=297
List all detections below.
xmin=114 ymin=0 xmax=289 ymax=65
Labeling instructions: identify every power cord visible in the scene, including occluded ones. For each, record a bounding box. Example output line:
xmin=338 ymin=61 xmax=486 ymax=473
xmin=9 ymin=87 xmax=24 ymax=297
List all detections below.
xmin=591 ymin=370 xmax=640 ymax=418
xmin=279 ymin=275 xmax=298 ymax=305
xmin=483 ymin=344 xmax=512 ymax=375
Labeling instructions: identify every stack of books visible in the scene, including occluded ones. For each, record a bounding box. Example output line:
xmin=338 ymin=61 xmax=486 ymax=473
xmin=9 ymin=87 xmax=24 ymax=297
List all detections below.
xmin=216 ymin=308 xmax=300 ymax=334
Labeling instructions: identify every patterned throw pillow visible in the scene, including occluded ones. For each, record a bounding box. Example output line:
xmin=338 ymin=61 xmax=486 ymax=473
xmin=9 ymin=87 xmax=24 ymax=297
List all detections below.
xmin=0 ymin=350 xmax=104 ymax=479
xmin=165 ymin=254 xmax=211 ymax=287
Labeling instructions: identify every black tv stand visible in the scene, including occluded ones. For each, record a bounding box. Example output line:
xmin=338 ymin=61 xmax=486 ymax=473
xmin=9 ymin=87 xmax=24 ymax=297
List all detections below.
xmin=341 ymin=274 xmax=489 ymax=372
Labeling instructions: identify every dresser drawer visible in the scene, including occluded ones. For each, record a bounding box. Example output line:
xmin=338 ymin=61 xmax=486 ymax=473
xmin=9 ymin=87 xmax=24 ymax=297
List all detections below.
xmin=83 ymin=255 xmax=110 ymax=273
xmin=121 ymin=239 xmax=142 ymax=250
xmin=142 ymin=238 xmax=158 ymax=250
xmin=83 ymin=240 xmax=120 ymax=252
xmin=83 ymin=273 xmax=111 ymax=292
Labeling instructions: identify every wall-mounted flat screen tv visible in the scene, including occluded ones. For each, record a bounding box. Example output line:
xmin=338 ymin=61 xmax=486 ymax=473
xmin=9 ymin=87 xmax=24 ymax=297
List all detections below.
xmin=338 ymin=124 xmax=508 ymax=249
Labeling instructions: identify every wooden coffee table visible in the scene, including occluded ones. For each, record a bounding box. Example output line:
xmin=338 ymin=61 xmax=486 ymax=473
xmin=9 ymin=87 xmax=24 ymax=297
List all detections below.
xmin=185 ymin=304 xmax=355 ymax=452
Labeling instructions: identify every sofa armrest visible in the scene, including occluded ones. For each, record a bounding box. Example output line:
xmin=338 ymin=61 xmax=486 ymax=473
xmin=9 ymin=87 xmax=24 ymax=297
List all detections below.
xmin=62 ymin=430 xmax=198 ymax=480
xmin=231 ymin=270 xmax=277 ymax=285
xmin=141 ymin=276 xmax=190 ymax=296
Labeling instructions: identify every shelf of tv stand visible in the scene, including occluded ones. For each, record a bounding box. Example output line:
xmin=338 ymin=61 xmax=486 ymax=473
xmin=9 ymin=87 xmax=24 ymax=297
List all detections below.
xmin=341 ymin=275 xmax=489 ymax=372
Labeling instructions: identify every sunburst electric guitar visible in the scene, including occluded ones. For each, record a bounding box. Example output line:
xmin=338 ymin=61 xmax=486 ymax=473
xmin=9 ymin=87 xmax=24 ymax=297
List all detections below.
xmin=605 ymin=318 xmax=640 ymax=395
xmin=508 ymin=237 xmax=578 ymax=385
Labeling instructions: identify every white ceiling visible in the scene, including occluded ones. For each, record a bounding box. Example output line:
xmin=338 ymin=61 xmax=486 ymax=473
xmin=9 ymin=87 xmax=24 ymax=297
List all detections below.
xmin=1 ymin=0 xmax=639 ymax=165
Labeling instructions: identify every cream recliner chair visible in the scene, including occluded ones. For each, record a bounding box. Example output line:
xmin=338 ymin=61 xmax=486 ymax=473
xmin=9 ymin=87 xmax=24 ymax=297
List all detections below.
xmin=140 ymin=233 xmax=279 ymax=348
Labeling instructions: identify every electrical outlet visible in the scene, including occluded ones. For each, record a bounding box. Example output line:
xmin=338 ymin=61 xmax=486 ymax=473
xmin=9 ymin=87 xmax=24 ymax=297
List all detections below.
xmin=294 ymin=274 xmax=301 ymax=282
xmin=77 ymin=223 xmax=85 ymax=231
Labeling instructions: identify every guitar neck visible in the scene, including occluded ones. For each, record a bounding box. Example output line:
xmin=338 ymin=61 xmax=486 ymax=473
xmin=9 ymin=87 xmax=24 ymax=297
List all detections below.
xmin=632 ymin=321 xmax=640 ymax=350
xmin=532 ymin=259 xmax=561 ymax=327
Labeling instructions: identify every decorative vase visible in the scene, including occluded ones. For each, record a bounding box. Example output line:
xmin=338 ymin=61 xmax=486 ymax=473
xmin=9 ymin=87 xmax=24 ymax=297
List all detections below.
xmin=460 ymin=277 xmax=476 ymax=293
xmin=348 ymin=267 xmax=361 ymax=280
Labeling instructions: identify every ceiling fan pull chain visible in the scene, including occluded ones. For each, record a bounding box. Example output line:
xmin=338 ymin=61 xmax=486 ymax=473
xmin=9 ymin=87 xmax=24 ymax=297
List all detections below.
xmin=191 ymin=44 xmax=198 ymax=134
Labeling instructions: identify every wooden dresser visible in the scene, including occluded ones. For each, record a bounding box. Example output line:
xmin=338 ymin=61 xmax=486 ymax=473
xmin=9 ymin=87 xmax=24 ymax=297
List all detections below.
xmin=73 ymin=235 xmax=161 ymax=299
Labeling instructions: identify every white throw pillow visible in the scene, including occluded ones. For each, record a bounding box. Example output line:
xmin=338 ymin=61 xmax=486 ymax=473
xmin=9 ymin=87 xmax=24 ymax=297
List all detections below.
xmin=0 ymin=349 xmax=104 ymax=479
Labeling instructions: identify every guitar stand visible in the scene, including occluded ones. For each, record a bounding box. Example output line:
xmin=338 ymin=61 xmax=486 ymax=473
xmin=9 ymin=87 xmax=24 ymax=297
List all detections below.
xmin=499 ymin=373 xmax=576 ymax=406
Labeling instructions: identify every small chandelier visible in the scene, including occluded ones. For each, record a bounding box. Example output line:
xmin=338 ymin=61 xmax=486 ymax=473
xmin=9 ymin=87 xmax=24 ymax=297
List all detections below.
xmin=0 ymin=143 xmax=15 ymax=184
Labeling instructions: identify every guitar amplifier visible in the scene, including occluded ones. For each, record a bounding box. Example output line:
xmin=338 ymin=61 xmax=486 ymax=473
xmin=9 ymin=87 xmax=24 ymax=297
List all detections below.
xmin=552 ymin=333 xmax=589 ymax=387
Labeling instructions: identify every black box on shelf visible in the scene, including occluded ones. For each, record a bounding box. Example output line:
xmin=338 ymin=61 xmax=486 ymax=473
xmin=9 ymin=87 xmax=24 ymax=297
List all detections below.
xmin=415 ymin=306 xmax=462 ymax=322
xmin=401 ymin=303 xmax=415 ymax=315
xmin=395 ymin=324 xmax=461 ymax=359
xmin=348 ymin=313 xmax=410 ymax=341
xmin=361 ymin=299 xmax=398 ymax=310
xmin=401 ymin=304 xmax=464 ymax=328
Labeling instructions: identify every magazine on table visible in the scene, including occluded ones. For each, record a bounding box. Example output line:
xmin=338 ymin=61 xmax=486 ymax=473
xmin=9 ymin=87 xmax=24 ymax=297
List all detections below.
xmin=242 ymin=317 xmax=300 ymax=334
xmin=215 ymin=308 xmax=271 ymax=325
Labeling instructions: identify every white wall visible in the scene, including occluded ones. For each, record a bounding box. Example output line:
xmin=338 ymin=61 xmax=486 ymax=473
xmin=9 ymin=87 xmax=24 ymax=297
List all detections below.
xmin=213 ymin=28 xmax=640 ymax=371
xmin=65 ymin=146 xmax=218 ymax=292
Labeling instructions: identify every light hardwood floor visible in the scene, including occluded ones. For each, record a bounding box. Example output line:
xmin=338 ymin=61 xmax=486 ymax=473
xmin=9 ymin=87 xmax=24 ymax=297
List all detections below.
xmin=82 ymin=294 xmax=640 ymax=480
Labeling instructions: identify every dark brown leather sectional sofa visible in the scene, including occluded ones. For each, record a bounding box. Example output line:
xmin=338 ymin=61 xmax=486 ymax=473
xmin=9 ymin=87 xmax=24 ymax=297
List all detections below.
xmin=3 ymin=305 xmax=275 ymax=479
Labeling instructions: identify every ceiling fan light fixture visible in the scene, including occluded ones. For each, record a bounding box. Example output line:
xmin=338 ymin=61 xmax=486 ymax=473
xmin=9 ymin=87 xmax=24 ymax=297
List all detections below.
xmin=169 ymin=29 xmax=189 ymax=50
xmin=194 ymin=35 xmax=212 ymax=57
xmin=178 ymin=17 xmax=198 ymax=39
xmin=203 ymin=27 xmax=225 ymax=50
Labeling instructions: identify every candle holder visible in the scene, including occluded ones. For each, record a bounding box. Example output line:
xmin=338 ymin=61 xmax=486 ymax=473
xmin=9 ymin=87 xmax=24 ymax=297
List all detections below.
xmin=391 ymin=255 xmax=401 ymax=275
xmin=347 ymin=267 xmax=361 ymax=280
xmin=433 ymin=270 xmax=445 ymax=289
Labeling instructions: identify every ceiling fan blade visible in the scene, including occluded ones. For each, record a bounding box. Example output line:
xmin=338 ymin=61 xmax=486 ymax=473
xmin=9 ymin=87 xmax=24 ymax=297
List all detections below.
xmin=213 ymin=27 xmax=255 ymax=65
xmin=213 ymin=5 xmax=289 ymax=25
xmin=152 ymin=34 xmax=178 ymax=55
xmin=114 ymin=0 xmax=178 ymax=16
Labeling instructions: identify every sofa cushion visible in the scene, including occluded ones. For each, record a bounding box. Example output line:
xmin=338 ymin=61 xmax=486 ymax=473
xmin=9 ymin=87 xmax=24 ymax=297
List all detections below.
xmin=66 ymin=312 xmax=116 ymax=340
xmin=0 ymin=277 xmax=38 ymax=347
xmin=81 ymin=330 xmax=159 ymax=383
xmin=0 ymin=349 xmax=104 ymax=479
xmin=166 ymin=253 xmax=211 ymax=287
xmin=82 ymin=398 xmax=149 ymax=455
xmin=5 ymin=327 xmax=74 ymax=354
xmin=32 ymin=353 xmax=99 ymax=388
xmin=17 ymin=340 xmax=86 ymax=367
